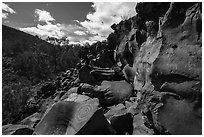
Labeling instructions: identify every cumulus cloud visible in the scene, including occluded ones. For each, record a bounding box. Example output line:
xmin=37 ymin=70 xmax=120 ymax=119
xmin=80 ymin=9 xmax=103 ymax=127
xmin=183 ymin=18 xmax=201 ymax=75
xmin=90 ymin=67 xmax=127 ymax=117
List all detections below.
xmin=69 ymin=41 xmax=83 ymax=46
xmin=89 ymin=35 xmax=106 ymax=42
xmin=35 ymin=9 xmax=55 ymax=23
xmin=2 ymin=12 xmax=9 ymax=19
xmin=19 ymin=9 xmax=89 ymax=41
xmin=20 ymin=9 xmax=65 ymax=39
xmin=80 ymin=2 xmax=136 ymax=41
xmin=19 ymin=2 xmax=137 ymax=44
xmin=2 ymin=3 xmax=16 ymax=19
xmin=20 ymin=23 xmax=65 ymax=39
xmin=74 ymin=30 xmax=86 ymax=35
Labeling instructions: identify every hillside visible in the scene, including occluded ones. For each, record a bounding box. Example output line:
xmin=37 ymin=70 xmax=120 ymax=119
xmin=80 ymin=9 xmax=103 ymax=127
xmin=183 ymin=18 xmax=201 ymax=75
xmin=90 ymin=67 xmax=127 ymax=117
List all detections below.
xmin=3 ymin=25 xmax=51 ymax=56
xmin=2 ymin=25 xmax=82 ymax=125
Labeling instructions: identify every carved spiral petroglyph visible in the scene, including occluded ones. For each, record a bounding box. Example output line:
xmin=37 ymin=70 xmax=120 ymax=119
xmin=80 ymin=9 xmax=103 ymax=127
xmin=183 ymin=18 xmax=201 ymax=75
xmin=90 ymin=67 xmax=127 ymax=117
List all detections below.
xmin=75 ymin=103 xmax=94 ymax=122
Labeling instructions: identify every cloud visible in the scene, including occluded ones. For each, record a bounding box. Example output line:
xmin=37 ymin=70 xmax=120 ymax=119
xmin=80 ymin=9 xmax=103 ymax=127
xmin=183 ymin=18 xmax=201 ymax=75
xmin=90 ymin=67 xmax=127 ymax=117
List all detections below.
xmin=89 ymin=35 xmax=106 ymax=42
xmin=69 ymin=41 xmax=83 ymax=46
xmin=74 ymin=30 xmax=86 ymax=35
xmin=80 ymin=2 xmax=136 ymax=40
xmin=19 ymin=3 xmax=137 ymax=45
xmin=20 ymin=9 xmax=66 ymax=39
xmin=2 ymin=13 xmax=9 ymax=19
xmin=2 ymin=3 xmax=16 ymax=19
xmin=35 ymin=9 xmax=55 ymax=23
xmin=73 ymin=20 xmax=80 ymax=24
xmin=20 ymin=23 xmax=65 ymax=39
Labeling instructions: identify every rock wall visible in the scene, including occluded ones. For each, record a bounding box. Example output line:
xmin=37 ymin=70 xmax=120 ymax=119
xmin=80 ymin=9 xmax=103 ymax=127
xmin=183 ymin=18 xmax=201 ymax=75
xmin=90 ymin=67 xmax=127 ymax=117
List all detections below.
xmin=110 ymin=2 xmax=202 ymax=134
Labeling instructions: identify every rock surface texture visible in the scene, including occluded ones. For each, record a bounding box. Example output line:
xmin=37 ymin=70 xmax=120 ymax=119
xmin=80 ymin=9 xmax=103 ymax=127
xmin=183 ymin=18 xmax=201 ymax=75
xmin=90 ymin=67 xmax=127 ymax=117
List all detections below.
xmin=132 ymin=2 xmax=202 ymax=135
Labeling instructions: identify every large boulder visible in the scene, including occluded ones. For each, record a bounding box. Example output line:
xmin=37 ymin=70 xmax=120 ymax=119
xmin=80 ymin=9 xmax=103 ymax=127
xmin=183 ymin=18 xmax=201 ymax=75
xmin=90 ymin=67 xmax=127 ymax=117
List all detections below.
xmin=34 ymin=95 xmax=115 ymax=135
xmin=78 ymin=65 xmax=116 ymax=85
xmin=79 ymin=80 xmax=133 ymax=106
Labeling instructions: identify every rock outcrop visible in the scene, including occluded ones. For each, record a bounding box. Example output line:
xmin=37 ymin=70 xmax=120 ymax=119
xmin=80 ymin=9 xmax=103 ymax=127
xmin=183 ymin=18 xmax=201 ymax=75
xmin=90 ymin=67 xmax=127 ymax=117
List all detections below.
xmin=132 ymin=2 xmax=202 ymax=135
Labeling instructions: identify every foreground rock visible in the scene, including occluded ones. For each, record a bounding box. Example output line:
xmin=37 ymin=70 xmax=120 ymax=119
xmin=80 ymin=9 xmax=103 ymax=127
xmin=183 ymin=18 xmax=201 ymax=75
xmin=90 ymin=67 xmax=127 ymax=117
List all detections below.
xmin=2 ymin=124 xmax=34 ymax=135
xmin=20 ymin=112 xmax=43 ymax=128
xmin=34 ymin=95 xmax=115 ymax=135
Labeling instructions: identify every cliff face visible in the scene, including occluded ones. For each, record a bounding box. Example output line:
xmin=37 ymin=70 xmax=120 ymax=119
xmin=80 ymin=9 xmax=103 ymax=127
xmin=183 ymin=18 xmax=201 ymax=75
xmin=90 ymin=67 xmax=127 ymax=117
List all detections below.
xmin=110 ymin=2 xmax=202 ymax=134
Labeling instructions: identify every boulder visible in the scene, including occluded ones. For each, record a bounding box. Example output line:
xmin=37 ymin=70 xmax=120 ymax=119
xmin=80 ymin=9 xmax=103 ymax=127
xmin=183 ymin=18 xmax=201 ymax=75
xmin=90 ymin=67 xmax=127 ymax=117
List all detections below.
xmin=110 ymin=113 xmax=134 ymax=135
xmin=99 ymin=80 xmax=133 ymax=105
xmin=78 ymin=65 xmax=95 ymax=84
xmin=104 ymin=103 xmax=127 ymax=120
xmin=78 ymin=65 xmax=116 ymax=85
xmin=79 ymin=80 xmax=133 ymax=106
xmin=158 ymin=95 xmax=202 ymax=135
xmin=34 ymin=97 xmax=99 ymax=135
xmin=20 ymin=112 xmax=43 ymax=128
xmin=2 ymin=124 xmax=34 ymax=135
xmin=34 ymin=95 xmax=115 ymax=135
xmin=132 ymin=113 xmax=154 ymax=135
xmin=122 ymin=64 xmax=135 ymax=83
xmin=77 ymin=109 xmax=116 ymax=135
xmin=60 ymin=87 xmax=79 ymax=100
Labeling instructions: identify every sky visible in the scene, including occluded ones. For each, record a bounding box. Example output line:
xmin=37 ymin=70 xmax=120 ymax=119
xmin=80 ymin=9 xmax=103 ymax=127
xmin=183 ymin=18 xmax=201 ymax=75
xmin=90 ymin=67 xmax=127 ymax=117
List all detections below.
xmin=2 ymin=2 xmax=137 ymax=44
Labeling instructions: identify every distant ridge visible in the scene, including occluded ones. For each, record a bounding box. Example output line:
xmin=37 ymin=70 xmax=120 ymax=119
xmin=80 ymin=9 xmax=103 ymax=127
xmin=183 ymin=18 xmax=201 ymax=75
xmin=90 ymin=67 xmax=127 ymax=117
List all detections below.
xmin=2 ymin=25 xmax=53 ymax=56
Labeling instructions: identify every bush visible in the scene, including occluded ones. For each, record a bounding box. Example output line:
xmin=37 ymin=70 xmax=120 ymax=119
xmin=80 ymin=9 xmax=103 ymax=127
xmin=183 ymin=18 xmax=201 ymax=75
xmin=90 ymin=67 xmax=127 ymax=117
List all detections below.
xmin=2 ymin=76 xmax=32 ymax=125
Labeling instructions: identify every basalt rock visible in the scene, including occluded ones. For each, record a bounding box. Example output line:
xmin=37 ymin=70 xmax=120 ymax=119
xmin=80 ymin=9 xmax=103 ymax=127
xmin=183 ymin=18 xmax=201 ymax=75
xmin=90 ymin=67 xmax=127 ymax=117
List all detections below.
xmin=79 ymin=80 xmax=133 ymax=106
xmin=78 ymin=65 xmax=95 ymax=84
xmin=60 ymin=87 xmax=79 ymax=101
xmin=122 ymin=64 xmax=135 ymax=83
xmin=78 ymin=64 xmax=130 ymax=86
xmin=114 ymin=26 xmax=146 ymax=69
xmin=158 ymin=95 xmax=201 ymax=135
xmin=133 ymin=2 xmax=202 ymax=135
xmin=110 ymin=113 xmax=134 ymax=135
xmin=20 ymin=112 xmax=43 ymax=128
xmin=93 ymin=50 xmax=115 ymax=68
xmin=76 ymin=109 xmax=116 ymax=135
xmin=2 ymin=124 xmax=34 ymax=135
xmin=135 ymin=2 xmax=171 ymax=23
xmin=34 ymin=95 xmax=115 ymax=135
xmin=78 ymin=65 xmax=116 ymax=85
xmin=104 ymin=103 xmax=128 ymax=120
xmin=132 ymin=113 xmax=154 ymax=135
